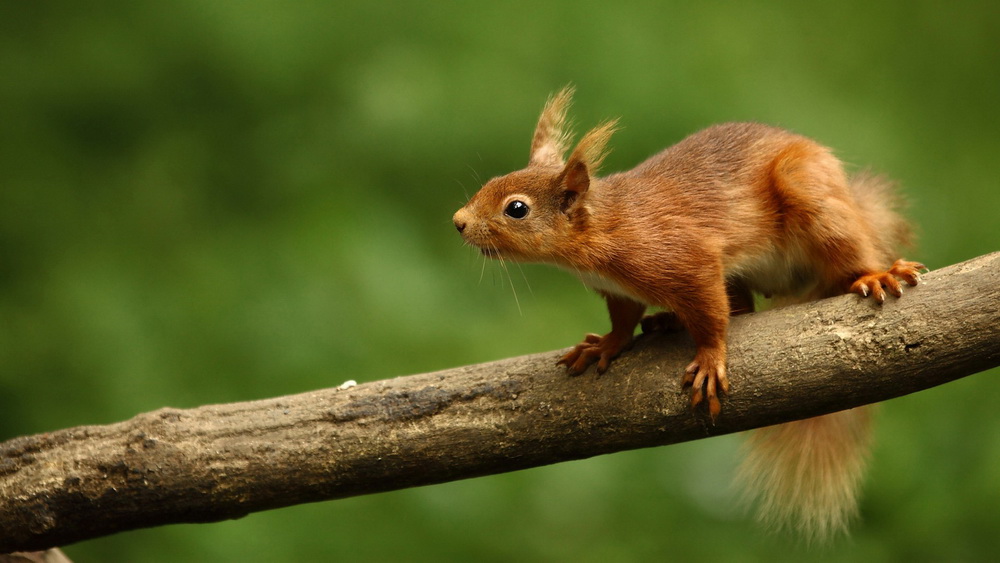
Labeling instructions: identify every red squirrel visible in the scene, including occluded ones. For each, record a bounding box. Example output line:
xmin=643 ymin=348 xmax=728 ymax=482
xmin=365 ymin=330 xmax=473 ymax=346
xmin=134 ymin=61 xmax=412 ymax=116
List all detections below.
xmin=453 ymin=87 xmax=924 ymax=539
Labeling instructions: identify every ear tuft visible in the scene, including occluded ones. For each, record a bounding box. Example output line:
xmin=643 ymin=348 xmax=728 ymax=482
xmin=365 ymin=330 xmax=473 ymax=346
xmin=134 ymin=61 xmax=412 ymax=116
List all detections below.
xmin=529 ymin=86 xmax=575 ymax=168
xmin=566 ymin=119 xmax=619 ymax=175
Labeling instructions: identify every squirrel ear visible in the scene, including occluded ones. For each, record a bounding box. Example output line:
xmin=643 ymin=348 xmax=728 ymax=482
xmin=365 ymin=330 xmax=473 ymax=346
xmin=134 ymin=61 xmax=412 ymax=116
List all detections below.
xmin=558 ymin=119 xmax=619 ymax=211
xmin=564 ymin=160 xmax=590 ymax=194
xmin=529 ymin=86 xmax=574 ymax=168
xmin=559 ymin=160 xmax=590 ymax=213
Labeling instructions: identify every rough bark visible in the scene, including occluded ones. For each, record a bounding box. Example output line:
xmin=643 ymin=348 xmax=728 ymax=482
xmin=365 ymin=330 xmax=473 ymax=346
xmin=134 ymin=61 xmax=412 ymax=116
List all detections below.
xmin=2 ymin=252 xmax=999 ymax=552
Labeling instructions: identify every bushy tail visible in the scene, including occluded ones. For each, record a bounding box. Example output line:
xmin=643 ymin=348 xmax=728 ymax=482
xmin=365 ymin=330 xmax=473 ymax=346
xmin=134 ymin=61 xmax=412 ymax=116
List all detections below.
xmin=736 ymin=409 xmax=872 ymax=543
xmin=734 ymin=170 xmax=915 ymax=541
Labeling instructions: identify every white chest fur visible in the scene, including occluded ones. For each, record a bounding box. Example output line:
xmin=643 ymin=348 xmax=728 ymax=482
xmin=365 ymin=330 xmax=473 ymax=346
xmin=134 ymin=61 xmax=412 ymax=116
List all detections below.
xmin=570 ymin=269 xmax=649 ymax=304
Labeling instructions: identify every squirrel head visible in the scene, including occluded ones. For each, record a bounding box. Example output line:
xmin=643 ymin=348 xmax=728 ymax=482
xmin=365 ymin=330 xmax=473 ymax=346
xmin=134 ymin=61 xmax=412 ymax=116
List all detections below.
xmin=453 ymin=87 xmax=618 ymax=264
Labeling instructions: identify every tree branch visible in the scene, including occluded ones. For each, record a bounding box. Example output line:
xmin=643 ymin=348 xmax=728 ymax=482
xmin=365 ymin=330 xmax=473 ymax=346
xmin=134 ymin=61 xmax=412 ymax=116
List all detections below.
xmin=3 ymin=252 xmax=999 ymax=552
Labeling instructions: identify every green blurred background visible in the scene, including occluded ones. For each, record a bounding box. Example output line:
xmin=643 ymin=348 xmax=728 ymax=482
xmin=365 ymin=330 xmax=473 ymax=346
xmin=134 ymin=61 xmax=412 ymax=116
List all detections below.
xmin=2 ymin=1 xmax=998 ymax=561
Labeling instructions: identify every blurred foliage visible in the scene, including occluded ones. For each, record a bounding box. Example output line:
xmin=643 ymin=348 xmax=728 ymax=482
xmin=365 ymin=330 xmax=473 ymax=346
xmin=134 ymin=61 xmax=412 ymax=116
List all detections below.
xmin=1 ymin=1 xmax=998 ymax=561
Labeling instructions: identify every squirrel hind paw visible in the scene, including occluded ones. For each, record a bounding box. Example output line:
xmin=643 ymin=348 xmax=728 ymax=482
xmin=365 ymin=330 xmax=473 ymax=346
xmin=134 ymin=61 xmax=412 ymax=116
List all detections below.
xmin=639 ymin=311 xmax=685 ymax=334
xmin=888 ymin=259 xmax=927 ymax=285
xmin=848 ymin=259 xmax=926 ymax=304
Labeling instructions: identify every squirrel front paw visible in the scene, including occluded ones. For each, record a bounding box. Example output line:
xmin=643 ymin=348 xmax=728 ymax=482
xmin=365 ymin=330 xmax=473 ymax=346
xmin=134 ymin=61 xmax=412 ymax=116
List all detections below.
xmin=558 ymin=332 xmax=633 ymax=374
xmin=682 ymin=346 xmax=729 ymax=420
xmin=849 ymin=259 xmax=927 ymax=303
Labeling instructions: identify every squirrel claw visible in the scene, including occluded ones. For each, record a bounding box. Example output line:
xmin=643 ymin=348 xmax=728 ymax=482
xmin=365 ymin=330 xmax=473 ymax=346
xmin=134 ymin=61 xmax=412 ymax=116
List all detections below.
xmin=683 ymin=348 xmax=728 ymax=420
xmin=849 ymin=259 xmax=926 ymax=304
xmin=558 ymin=332 xmax=631 ymax=374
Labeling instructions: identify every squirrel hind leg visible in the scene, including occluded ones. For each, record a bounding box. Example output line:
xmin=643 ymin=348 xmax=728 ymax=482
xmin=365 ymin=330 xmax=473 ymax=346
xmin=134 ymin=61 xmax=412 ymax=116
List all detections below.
xmin=848 ymin=259 xmax=927 ymax=303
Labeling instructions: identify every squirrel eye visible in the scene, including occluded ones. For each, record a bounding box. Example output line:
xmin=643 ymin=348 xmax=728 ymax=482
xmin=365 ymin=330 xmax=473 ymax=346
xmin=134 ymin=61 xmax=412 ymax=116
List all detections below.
xmin=504 ymin=200 xmax=529 ymax=219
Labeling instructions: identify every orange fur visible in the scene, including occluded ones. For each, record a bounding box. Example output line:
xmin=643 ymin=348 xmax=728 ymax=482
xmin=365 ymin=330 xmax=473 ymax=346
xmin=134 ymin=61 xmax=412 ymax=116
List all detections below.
xmin=453 ymin=90 xmax=925 ymax=539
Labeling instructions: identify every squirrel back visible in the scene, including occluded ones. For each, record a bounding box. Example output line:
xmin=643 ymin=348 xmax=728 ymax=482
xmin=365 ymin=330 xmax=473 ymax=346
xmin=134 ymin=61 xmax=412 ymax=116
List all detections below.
xmin=457 ymin=117 xmax=911 ymax=303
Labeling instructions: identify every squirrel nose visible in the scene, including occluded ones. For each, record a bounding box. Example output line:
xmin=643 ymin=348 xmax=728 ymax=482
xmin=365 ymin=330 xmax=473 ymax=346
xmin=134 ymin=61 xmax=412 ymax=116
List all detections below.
xmin=453 ymin=209 xmax=469 ymax=233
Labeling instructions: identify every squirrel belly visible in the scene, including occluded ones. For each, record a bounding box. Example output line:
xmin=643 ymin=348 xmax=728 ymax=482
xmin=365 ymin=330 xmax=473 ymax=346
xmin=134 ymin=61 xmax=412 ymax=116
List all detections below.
xmin=453 ymin=87 xmax=925 ymax=541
